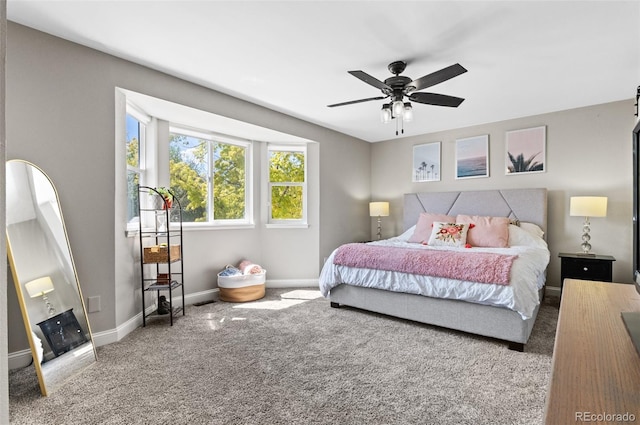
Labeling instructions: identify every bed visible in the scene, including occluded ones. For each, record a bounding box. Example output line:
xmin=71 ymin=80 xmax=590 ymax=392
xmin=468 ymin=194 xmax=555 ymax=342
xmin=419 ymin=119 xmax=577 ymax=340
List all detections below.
xmin=319 ymin=188 xmax=549 ymax=351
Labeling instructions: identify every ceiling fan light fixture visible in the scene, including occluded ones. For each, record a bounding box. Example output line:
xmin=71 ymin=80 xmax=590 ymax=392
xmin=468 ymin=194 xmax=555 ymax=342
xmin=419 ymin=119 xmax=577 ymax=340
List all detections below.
xmin=380 ymin=104 xmax=392 ymax=123
xmin=392 ymin=99 xmax=404 ymax=118
xmin=329 ymin=61 xmax=467 ymax=134
xmin=403 ymin=102 xmax=413 ymax=122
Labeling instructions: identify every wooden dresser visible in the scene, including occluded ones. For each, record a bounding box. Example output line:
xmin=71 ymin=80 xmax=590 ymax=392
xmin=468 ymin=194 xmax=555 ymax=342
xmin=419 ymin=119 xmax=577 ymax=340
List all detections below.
xmin=544 ymin=279 xmax=640 ymax=423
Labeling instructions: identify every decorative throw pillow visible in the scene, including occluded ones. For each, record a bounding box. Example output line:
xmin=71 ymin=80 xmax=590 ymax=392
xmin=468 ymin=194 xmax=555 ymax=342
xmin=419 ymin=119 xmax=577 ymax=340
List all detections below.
xmin=456 ymin=215 xmax=510 ymax=248
xmin=427 ymin=222 xmax=470 ymax=247
xmin=408 ymin=212 xmax=455 ymax=243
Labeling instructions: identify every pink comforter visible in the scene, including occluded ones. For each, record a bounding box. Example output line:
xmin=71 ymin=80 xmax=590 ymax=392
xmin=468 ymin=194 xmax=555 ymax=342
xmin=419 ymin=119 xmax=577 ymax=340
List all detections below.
xmin=333 ymin=243 xmax=517 ymax=285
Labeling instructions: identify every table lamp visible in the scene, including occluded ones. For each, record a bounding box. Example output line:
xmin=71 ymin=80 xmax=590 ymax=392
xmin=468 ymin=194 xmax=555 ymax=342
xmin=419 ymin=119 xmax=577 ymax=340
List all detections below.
xmin=369 ymin=201 xmax=390 ymax=240
xmin=25 ymin=276 xmax=57 ymax=316
xmin=569 ymin=196 xmax=607 ymax=255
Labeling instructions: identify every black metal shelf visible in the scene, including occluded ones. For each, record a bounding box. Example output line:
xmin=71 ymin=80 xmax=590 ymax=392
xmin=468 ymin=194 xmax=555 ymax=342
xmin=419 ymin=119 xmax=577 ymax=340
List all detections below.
xmin=137 ymin=186 xmax=185 ymax=327
xmin=144 ymin=306 xmax=184 ymax=321
xmin=144 ymin=280 xmax=183 ymax=291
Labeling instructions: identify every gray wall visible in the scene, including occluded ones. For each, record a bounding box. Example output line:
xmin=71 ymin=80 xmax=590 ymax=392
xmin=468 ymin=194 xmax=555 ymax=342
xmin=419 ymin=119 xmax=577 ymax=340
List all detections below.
xmin=371 ymin=100 xmax=635 ymax=288
xmin=6 ymin=22 xmax=370 ymax=351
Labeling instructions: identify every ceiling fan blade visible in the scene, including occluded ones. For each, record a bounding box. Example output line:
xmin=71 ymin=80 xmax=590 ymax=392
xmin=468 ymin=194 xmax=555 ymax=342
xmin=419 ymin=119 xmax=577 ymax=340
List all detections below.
xmin=410 ymin=63 xmax=467 ymax=91
xmin=327 ymin=96 xmax=387 ymax=108
xmin=348 ymin=70 xmax=392 ymax=91
xmin=409 ymin=92 xmax=465 ymax=107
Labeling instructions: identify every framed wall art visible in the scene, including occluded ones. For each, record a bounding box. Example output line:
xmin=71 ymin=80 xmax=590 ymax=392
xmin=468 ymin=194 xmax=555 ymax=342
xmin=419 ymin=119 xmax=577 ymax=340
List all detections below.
xmin=412 ymin=142 xmax=441 ymax=182
xmin=505 ymin=126 xmax=546 ymax=175
xmin=455 ymin=135 xmax=489 ymax=179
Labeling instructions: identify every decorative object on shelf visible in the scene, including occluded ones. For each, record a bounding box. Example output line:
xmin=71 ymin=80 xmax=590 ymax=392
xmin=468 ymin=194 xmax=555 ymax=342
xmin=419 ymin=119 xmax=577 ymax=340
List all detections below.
xmin=25 ymin=276 xmax=57 ymax=317
xmin=142 ymin=244 xmax=181 ymax=263
xmin=455 ymin=134 xmax=489 ymax=179
xmin=413 ymin=142 xmax=441 ymax=182
xmin=505 ymin=126 xmax=546 ymax=175
xmin=153 ymin=186 xmax=173 ymax=209
xmin=569 ymin=196 xmax=608 ymax=255
xmin=369 ymin=201 xmax=390 ymax=240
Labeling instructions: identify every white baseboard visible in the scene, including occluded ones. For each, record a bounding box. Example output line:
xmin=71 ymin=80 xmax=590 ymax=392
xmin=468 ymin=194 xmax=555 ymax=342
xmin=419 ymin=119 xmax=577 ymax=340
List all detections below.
xmin=8 ymin=348 xmax=33 ymax=370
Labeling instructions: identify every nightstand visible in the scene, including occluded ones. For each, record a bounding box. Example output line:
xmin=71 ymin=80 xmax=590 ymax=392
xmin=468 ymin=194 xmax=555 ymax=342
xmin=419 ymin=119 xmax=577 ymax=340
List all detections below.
xmin=558 ymin=252 xmax=616 ymax=293
xmin=36 ymin=308 xmax=88 ymax=357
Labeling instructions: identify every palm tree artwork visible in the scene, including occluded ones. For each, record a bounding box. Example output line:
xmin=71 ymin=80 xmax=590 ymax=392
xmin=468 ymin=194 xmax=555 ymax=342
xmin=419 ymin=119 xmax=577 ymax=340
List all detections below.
xmin=413 ymin=142 xmax=441 ymax=182
xmin=505 ymin=126 xmax=546 ymax=174
xmin=507 ymin=151 xmax=543 ymax=173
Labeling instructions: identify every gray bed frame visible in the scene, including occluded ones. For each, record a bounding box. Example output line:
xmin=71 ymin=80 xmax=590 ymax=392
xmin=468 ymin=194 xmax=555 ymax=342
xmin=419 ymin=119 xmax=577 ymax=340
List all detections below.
xmin=329 ymin=188 xmax=548 ymax=351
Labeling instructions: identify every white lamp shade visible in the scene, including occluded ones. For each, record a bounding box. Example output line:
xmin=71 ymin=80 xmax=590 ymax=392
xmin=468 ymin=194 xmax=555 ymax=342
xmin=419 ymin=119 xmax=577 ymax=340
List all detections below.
xmin=369 ymin=202 xmax=390 ymax=217
xmin=569 ymin=196 xmax=608 ymax=218
xmin=25 ymin=276 xmax=54 ymax=298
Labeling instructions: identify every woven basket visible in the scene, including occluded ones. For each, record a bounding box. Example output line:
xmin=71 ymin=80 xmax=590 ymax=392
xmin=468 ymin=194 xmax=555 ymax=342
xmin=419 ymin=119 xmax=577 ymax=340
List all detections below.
xmin=143 ymin=245 xmax=180 ymax=263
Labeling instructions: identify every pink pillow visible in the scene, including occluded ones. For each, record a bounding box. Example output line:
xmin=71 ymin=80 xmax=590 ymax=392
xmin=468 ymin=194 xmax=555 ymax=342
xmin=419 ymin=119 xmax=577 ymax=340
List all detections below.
xmin=456 ymin=215 xmax=510 ymax=248
xmin=408 ymin=212 xmax=455 ymax=243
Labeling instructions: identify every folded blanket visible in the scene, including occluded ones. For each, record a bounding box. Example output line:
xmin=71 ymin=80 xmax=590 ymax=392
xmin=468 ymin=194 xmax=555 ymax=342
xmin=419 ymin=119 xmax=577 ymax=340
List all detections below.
xmin=333 ymin=243 xmax=517 ymax=285
xmin=239 ymin=259 xmax=264 ymax=275
xmin=219 ymin=265 xmax=241 ymax=277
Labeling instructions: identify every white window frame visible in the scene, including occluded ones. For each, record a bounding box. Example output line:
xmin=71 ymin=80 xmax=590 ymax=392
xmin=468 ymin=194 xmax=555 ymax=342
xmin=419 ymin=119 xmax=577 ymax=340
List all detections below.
xmin=266 ymin=143 xmax=308 ymax=228
xmin=125 ymin=103 xmax=151 ymax=231
xmin=169 ymin=125 xmax=253 ymax=228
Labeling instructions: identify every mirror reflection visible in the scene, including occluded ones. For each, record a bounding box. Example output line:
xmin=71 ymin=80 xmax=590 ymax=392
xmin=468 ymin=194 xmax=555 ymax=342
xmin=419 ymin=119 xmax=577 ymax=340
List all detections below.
xmin=6 ymin=159 xmax=97 ymax=396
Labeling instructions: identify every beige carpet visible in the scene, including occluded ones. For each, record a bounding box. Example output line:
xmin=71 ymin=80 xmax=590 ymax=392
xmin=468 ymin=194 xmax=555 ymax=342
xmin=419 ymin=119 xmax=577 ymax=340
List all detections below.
xmin=9 ymin=288 xmax=558 ymax=425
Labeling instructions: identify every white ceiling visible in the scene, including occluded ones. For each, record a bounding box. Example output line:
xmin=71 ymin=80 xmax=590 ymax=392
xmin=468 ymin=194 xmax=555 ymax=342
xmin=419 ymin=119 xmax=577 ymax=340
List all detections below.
xmin=7 ymin=1 xmax=640 ymax=143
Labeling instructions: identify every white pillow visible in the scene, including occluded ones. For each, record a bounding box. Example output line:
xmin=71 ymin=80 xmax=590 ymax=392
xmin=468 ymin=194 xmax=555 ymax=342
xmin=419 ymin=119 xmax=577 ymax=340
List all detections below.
xmin=508 ymin=224 xmax=547 ymax=248
xmin=397 ymin=225 xmax=416 ymax=241
xmin=427 ymin=222 xmax=470 ymax=247
xmin=519 ymin=222 xmax=545 ymax=238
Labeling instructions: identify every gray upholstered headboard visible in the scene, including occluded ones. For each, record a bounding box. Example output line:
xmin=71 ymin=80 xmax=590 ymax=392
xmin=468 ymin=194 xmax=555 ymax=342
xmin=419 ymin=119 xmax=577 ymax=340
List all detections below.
xmin=403 ymin=188 xmax=548 ymax=235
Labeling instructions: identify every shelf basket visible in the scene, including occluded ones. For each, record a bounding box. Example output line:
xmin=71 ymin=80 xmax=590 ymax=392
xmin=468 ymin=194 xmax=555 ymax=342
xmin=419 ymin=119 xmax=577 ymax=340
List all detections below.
xmin=143 ymin=244 xmax=181 ymax=263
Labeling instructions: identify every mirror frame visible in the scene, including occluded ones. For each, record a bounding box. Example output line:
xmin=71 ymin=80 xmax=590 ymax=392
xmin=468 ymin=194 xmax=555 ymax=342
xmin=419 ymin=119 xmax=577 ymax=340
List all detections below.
xmin=6 ymin=159 xmax=97 ymax=396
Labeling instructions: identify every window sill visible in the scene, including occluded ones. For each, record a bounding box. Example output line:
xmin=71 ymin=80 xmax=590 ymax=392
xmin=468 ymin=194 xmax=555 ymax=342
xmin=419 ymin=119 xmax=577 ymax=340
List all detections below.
xmin=265 ymin=223 xmax=309 ymax=229
xmin=181 ymin=223 xmax=255 ymax=231
xmin=126 ymin=223 xmax=256 ymax=236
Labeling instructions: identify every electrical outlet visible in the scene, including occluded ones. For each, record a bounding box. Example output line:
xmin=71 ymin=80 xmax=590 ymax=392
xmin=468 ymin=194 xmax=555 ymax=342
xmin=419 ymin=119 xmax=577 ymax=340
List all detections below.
xmin=88 ymin=296 xmax=101 ymax=313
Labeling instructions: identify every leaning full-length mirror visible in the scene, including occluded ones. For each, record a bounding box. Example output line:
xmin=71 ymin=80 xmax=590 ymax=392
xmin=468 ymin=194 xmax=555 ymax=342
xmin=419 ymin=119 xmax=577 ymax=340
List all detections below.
xmin=6 ymin=159 xmax=97 ymax=396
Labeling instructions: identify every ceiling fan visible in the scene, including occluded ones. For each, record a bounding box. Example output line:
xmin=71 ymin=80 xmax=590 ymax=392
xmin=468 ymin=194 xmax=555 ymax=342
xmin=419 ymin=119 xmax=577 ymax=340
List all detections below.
xmin=328 ymin=60 xmax=467 ymax=133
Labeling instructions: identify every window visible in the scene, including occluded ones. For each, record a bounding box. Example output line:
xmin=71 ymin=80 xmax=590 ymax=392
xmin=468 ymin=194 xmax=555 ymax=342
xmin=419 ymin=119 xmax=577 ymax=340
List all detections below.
xmin=125 ymin=107 xmax=148 ymax=224
xmin=169 ymin=127 xmax=252 ymax=225
xmin=268 ymin=144 xmax=307 ymax=225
